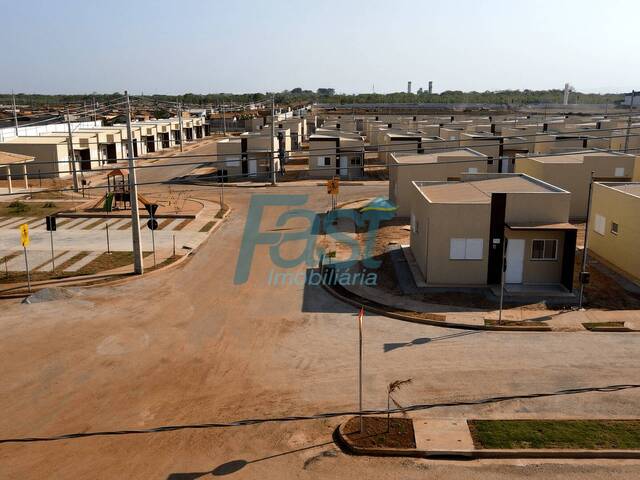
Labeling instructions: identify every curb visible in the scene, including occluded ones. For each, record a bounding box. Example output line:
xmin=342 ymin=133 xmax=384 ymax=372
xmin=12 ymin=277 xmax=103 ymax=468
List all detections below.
xmin=336 ymin=421 xmax=640 ymax=460
xmin=320 ymin=278 xmax=552 ymax=332
xmin=0 ymin=206 xmax=232 ymax=298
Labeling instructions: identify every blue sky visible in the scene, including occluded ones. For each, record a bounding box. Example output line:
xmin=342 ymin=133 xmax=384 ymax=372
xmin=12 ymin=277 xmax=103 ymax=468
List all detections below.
xmin=1 ymin=0 xmax=638 ymax=94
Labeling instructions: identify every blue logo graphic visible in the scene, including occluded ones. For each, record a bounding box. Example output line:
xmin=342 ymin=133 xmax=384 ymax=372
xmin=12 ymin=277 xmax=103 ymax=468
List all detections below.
xmin=233 ymin=194 xmax=396 ymax=285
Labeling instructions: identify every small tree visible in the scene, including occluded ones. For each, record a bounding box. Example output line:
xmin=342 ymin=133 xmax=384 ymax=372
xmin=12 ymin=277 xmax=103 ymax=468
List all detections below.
xmin=387 ymin=378 xmax=412 ymax=432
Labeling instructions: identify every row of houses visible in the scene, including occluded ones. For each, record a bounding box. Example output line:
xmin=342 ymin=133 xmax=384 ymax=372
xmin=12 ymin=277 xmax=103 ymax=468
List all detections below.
xmin=0 ymin=117 xmax=210 ymax=178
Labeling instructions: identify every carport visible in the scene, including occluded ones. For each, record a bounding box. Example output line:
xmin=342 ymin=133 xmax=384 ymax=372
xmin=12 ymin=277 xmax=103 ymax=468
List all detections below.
xmin=0 ymin=151 xmax=34 ymax=193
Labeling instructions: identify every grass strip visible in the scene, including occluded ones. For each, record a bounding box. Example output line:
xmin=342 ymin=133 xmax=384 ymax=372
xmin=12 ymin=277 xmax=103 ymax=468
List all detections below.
xmin=469 ymin=420 xmax=640 ymax=450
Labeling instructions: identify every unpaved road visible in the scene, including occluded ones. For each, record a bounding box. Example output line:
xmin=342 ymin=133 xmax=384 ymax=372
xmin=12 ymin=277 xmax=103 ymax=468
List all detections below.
xmin=1 ymin=179 xmax=640 ymax=479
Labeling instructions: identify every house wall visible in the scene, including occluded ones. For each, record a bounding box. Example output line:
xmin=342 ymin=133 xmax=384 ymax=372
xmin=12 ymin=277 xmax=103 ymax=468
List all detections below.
xmin=589 ymin=183 xmax=640 ymax=284
xmin=390 ymin=156 xmax=488 ymax=217
xmin=505 ymin=191 xmax=571 ymax=224
xmin=0 ymin=142 xmax=70 ymax=177
xmin=515 ymin=155 xmax=636 ymax=218
xmin=423 ymin=202 xmax=491 ymax=285
xmin=506 ymin=229 xmax=566 ymax=285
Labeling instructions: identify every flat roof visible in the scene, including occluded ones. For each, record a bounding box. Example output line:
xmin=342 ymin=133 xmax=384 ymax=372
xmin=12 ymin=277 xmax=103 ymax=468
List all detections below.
xmin=416 ymin=174 xmax=564 ymax=204
xmin=393 ymin=148 xmax=486 ymax=164
xmin=3 ymin=136 xmax=68 ymax=145
xmin=0 ymin=150 xmax=35 ymax=165
xmin=523 ymin=150 xmax=633 ymax=164
xmin=603 ymin=182 xmax=640 ymax=198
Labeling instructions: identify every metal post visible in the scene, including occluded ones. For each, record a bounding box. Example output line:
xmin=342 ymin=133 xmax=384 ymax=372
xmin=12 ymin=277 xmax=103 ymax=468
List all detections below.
xmin=498 ymin=236 xmax=507 ymax=324
xmin=12 ymin=91 xmax=19 ymax=136
xmin=106 ymin=222 xmax=111 ymax=254
xmin=579 ymin=171 xmax=595 ymax=309
xmin=23 ymin=247 xmax=31 ymax=293
xmin=624 ymin=91 xmax=635 ymax=153
xmin=49 ymin=229 xmax=55 ymax=272
xmin=177 ymin=100 xmax=184 ymax=152
xmin=358 ymin=306 xmax=364 ymax=433
xmin=270 ymin=96 xmax=276 ymax=185
xmin=151 ymin=211 xmax=157 ymax=268
xmin=66 ymin=107 xmax=79 ymax=192
xmin=222 ymin=102 xmax=227 ymax=136
xmin=125 ymin=91 xmax=144 ymax=274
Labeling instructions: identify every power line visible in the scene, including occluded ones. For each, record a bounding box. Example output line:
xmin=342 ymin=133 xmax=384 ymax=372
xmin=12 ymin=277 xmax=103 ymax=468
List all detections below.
xmin=0 ymin=383 xmax=636 ymax=444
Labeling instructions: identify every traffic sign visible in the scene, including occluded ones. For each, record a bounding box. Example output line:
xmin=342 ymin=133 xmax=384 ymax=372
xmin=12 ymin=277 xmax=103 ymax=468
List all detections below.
xmin=45 ymin=215 xmax=57 ymax=232
xmin=327 ymin=177 xmax=339 ymax=195
xmin=145 ymin=203 xmax=159 ymax=216
xmin=147 ymin=219 xmax=159 ymax=230
xmin=20 ymin=223 xmax=29 ymax=247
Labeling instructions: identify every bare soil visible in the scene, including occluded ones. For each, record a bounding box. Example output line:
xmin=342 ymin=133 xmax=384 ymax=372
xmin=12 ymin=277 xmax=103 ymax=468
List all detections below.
xmin=344 ymin=416 xmax=416 ymax=449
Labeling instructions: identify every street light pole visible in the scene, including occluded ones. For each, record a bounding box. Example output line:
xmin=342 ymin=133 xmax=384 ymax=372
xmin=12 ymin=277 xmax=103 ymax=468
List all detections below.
xmin=270 ymin=96 xmax=276 ymax=185
xmin=624 ymin=91 xmax=635 ymax=153
xmin=125 ymin=91 xmax=144 ymax=275
xmin=579 ymin=171 xmax=595 ymax=309
xmin=177 ymin=100 xmax=184 ymax=153
xmin=66 ymin=107 xmax=79 ymax=192
xmin=12 ymin=90 xmax=19 ymax=136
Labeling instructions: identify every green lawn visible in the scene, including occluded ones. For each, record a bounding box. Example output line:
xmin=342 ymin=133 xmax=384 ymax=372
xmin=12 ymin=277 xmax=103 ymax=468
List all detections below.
xmin=469 ymin=420 xmax=640 ymax=449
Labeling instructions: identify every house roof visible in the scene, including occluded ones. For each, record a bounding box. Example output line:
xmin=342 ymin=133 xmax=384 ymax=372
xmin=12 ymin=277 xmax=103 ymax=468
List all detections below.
xmin=606 ymin=183 xmax=640 ymax=198
xmin=523 ymin=150 xmax=634 ymax=164
xmin=3 ymin=136 xmax=68 ymax=145
xmin=416 ymin=174 xmax=563 ymax=204
xmin=393 ymin=148 xmax=487 ymax=164
xmin=0 ymin=150 xmax=35 ymax=165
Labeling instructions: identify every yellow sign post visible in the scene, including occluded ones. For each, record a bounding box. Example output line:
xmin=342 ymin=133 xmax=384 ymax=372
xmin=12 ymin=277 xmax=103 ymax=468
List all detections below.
xmin=326 ymin=177 xmax=340 ymax=195
xmin=19 ymin=223 xmax=31 ymax=292
xmin=327 ymin=177 xmax=340 ymax=210
xmin=20 ymin=223 xmax=29 ymax=247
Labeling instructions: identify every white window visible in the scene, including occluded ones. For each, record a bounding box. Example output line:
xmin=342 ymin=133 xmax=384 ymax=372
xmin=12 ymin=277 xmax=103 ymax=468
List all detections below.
xmin=531 ymin=239 xmax=558 ymax=260
xmin=449 ymin=238 xmax=483 ymax=260
xmin=467 ymin=167 xmax=478 ymax=173
xmin=594 ymin=214 xmax=606 ymax=235
xmin=615 ymin=167 xmax=625 ymax=177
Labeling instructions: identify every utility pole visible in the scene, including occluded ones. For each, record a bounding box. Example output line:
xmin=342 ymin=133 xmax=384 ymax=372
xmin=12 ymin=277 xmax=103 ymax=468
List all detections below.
xmin=222 ymin=102 xmax=227 ymax=136
xmin=624 ymin=90 xmax=635 ymax=153
xmin=177 ymin=99 xmax=184 ymax=153
xmin=125 ymin=91 xmax=144 ymax=275
xmin=66 ymin=107 xmax=79 ymax=192
xmin=578 ymin=171 xmax=595 ymax=309
xmin=12 ymin=90 xmax=19 ymax=136
xmin=270 ymin=96 xmax=276 ymax=185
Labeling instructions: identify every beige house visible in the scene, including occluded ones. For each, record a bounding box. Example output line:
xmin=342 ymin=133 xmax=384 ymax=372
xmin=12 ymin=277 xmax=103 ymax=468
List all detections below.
xmin=389 ymin=149 xmax=489 ymax=216
xmin=409 ymin=173 xmax=576 ymax=290
xmin=515 ymin=150 xmax=639 ymax=219
xmin=0 ymin=136 xmax=71 ymax=177
xmin=308 ymin=132 xmax=365 ymax=179
xmin=214 ymin=132 xmax=280 ymax=181
xmin=589 ymin=182 xmax=640 ymax=285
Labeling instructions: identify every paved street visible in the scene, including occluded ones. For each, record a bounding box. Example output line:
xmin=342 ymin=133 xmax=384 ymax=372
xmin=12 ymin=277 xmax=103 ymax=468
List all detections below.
xmin=1 ymin=175 xmax=640 ymax=478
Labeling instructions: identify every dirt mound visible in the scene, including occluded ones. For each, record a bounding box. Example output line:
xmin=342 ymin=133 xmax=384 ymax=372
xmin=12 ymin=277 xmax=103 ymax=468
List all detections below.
xmin=22 ymin=287 xmax=75 ymax=304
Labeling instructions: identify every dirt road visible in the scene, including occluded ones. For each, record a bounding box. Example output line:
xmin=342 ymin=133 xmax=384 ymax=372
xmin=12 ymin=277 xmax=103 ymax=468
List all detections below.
xmin=1 ymin=182 xmax=640 ymax=479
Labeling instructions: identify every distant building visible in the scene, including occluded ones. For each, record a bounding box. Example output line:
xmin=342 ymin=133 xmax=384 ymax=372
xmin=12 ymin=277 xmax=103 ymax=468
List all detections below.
xmin=623 ymin=92 xmax=638 ymax=107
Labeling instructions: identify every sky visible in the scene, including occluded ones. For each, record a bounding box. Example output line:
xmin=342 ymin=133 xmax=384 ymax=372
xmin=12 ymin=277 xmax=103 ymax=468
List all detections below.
xmin=1 ymin=0 xmax=638 ymax=95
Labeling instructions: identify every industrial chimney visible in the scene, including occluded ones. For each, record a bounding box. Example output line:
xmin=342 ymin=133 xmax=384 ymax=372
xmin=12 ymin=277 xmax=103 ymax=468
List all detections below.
xmin=407 ymin=81 xmax=412 ymax=94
